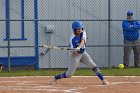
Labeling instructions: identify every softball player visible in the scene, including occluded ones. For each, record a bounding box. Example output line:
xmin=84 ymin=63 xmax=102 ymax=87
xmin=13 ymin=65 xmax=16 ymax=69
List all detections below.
xmin=51 ymin=21 xmax=109 ymax=85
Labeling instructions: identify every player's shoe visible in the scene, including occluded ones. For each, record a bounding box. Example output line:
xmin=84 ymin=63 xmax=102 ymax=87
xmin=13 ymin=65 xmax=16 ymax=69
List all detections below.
xmin=102 ymin=79 xmax=110 ymax=85
xmin=50 ymin=77 xmax=57 ymax=85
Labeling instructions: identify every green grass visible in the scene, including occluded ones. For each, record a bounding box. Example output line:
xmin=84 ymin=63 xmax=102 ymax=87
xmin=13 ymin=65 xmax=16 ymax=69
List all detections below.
xmin=75 ymin=68 xmax=140 ymax=76
xmin=0 ymin=68 xmax=140 ymax=77
xmin=101 ymin=68 xmax=140 ymax=76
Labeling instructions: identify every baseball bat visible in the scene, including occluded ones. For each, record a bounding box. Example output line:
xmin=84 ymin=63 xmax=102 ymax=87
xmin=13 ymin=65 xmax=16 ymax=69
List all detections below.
xmin=43 ymin=45 xmax=75 ymax=50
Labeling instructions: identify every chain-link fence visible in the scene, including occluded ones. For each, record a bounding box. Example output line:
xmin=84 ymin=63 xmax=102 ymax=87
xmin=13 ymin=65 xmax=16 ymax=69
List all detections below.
xmin=0 ymin=0 xmax=140 ymax=71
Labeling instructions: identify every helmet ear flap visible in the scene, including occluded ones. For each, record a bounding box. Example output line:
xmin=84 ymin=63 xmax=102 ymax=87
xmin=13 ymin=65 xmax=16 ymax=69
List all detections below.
xmin=73 ymin=29 xmax=77 ymax=32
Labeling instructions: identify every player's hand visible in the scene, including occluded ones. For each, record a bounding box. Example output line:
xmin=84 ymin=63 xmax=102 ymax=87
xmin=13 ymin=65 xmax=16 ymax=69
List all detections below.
xmin=130 ymin=25 xmax=133 ymax=28
xmin=127 ymin=18 xmax=134 ymax=22
xmin=71 ymin=47 xmax=80 ymax=55
xmin=72 ymin=51 xmax=78 ymax=55
xmin=74 ymin=47 xmax=80 ymax=51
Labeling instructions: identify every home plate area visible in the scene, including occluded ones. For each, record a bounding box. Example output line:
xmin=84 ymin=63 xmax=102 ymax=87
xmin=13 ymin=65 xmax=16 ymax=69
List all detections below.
xmin=0 ymin=76 xmax=140 ymax=93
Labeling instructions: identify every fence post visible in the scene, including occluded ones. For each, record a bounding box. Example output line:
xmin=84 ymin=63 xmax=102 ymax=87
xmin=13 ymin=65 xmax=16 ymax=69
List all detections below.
xmin=108 ymin=0 xmax=111 ymax=68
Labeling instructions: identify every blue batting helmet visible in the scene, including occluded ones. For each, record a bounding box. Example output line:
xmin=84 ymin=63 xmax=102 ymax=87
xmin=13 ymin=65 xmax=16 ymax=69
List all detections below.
xmin=72 ymin=21 xmax=83 ymax=31
xmin=127 ymin=11 xmax=133 ymax=16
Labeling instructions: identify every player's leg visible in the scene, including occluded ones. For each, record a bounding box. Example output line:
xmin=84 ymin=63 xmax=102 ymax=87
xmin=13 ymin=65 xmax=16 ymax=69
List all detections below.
xmin=51 ymin=54 xmax=82 ymax=84
xmin=123 ymin=40 xmax=132 ymax=68
xmin=52 ymin=60 xmax=79 ymax=80
xmin=66 ymin=54 xmax=83 ymax=76
xmin=80 ymin=51 xmax=109 ymax=85
xmin=133 ymin=41 xmax=140 ymax=67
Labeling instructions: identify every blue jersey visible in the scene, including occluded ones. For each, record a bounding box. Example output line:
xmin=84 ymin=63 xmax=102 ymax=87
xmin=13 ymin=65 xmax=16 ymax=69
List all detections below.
xmin=70 ymin=31 xmax=86 ymax=53
xmin=122 ymin=20 xmax=140 ymax=41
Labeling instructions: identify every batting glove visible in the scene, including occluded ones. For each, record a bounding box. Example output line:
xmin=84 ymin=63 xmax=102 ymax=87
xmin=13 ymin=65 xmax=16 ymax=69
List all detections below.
xmin=74 ymin=47 xmax=80 ymax=51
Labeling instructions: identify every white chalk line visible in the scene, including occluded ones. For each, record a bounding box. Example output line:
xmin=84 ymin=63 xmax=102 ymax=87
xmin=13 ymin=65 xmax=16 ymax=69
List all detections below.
xmin=95 ymin=81 xmax=140 ymax=86
xmin=0 ymin=85 xmax=86 ymax=93
xmin=0 ymin=80 xmax=86 ymax=93
xmin=0 ymin=76 xmax=140 ymax=78
xmin=0 ymin=76 xmax=140 ymax=93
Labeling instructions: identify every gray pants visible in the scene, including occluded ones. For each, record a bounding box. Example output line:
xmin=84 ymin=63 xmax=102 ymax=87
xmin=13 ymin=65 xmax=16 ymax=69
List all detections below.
xmin=123 ymin=40 xmax=140 ymax=67
xmin=66 ymin=51 xmax=96 ymax=77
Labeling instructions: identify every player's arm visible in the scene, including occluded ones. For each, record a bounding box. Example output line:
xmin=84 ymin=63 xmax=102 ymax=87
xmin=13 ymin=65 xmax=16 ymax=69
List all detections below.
xmin=122 ymin=20 xmax=133 ymax=30
xmin=77 ymin=38 xmax=86 ymax=49
xmin=77 ymin=31 xmax=87 ymax=49
xmin=133 ymin=21 xmax=140 ymax=29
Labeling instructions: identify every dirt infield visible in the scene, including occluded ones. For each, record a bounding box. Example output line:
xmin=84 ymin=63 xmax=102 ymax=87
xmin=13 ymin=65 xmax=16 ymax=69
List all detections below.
xmin=0 ymin=76 xmax=140 ymax=93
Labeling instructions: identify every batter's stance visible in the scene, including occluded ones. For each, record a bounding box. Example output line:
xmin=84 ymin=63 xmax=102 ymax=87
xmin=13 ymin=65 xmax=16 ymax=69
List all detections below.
xmin=51 ymin=21 xmax=109 ymax=85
